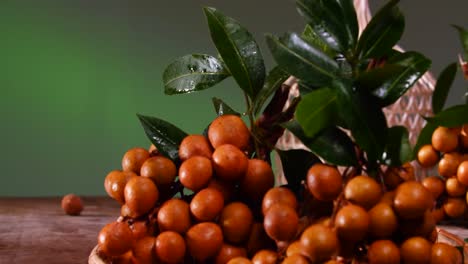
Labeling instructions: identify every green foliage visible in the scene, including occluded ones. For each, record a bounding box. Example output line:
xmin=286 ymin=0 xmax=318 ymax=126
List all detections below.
xmin=432 ymin=63 xmax=457 ymax=114
xmin=212 ymin=97 xmax=240 ymax=116
xmin=453 ymin=25 xmax=468 ymax=59
xmin=381 ymin=126 xmax=413 ymax=166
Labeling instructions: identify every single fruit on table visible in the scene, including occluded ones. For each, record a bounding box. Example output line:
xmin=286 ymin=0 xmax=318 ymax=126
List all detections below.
xmin=185 ymin=222 xmax=224 ymax=262
xmin=179 ymin=134 xmax=213 ymax=160
xmin=457 ymin=160 xmax=468 ymax=185
xmin=220 ymin=202 xmax=254 ymax=244
xmin=227 ymin=257 xmax=252 ymax=264
xmin=334 ymin=204 xmax=370 ymax=242
xmin=399 ymin=236 xmax=432 ymax=264
xmin=306 ymin=164 xmax=342 ymax=201
xmin=262 ymin=187 xmax=298 ymax=215
xmin=140 ymin=156 xmax=177 ymax=186
xmin=264 ymin=203 xmax=299 ymax=242
xmin=399 ymin=210 xmax=436 ymax=237
xmin=417 ymin=144 xmax=440 ymax=168
xmin=300 ymin=224 xmax=338 ymax=263
xmin=179 ymin=156 xmax=213 ymax=192
xmin=98 ymin=221 xmax=134 ymax=257
xmin=122 ymin=147 xmax=150 ymax=173
xmin=443 ymin=197 xmax=467 ymax=218
xmin=368 ymin=202 xmax=398 ymax=239
xmin=252 ymin=249 xmax=277 ymax=264
xmin=421 ymin=176 xmax=445 ymax=199
xmin=157 ymin=198 xmax=191 ymax=234
xmin=190 ymin=187 xmax=224 ymax=222
xmin=132 ymin=236 xmax=156 ymax=264
xmin=393 ymin=181 xmax=433 ymax=219
xmin=124 ymin=177 xmax=159 ymax=217
xmin=104 ymin=170 xmax=137 ymax=204
xmin=344 ymin=175 xmax=382 ymax=209
xmin=367 ymin=240 xmax=400 ymax=264
xmin=61 ymin=194 xmax=83 ymax=216
xmin=155 ymin=231 xmax=186 ymax=264
xmin=431 ymin=242 xmax=463 ymax=264
xmin=281 ymin=254 xmax=309 ymax=264
xmin=214 ymin=243 xmax=247 ymax=264
xmin=212 ymin=144 xmax=249 ymax=182
xmin=246 ymin=222 xmax=276 ymax=257
xmin=432 ymin=126 xmax=459 ymax=153
xmin=208 ymin=114 xmax=250 ymax=150
xmin=446 ymin=177 xmax=467 ymax=197
xmin=438 ymin=152 xmax=461 ymax=178
xmin=241 ymin=159 xmax=275 ymax=202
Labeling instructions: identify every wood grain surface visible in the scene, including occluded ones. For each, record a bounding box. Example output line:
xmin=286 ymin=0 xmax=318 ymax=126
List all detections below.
xmin=0 ymin=197 xmax=119 ymax=264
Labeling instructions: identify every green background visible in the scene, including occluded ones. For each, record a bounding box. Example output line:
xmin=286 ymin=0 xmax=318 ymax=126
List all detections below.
xmin=0 ymin=0 xmax=466 ymax=196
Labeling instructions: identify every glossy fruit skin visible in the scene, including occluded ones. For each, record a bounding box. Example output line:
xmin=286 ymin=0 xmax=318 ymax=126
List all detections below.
xmin=241 ymin=159 xmax=275 ymax=202
xmin=104 ymin=170 xmax=137 ymax=204
xmin=155 ymin=231 xmax=186 ymax=264
xmin=431 ymin=242 xmax=463 ymax=264
xmin=61 ymin=194 xmax=84 ymax=216
xmin=421 ymin=176 xmax=445 ymax=199
xmin=443 ymin=197 xmax=467 ymax=218
xmin=438 ymin=152 xmax=461 ymax=178
xmin=368 ymin=202 xmax=398 ymax=239
xmin=227 ymin=257 xmax=252 ymax=264
xmin=208 ymin=114 xmax=250 ymax=150
xmin=367 ymin=240 xmax=400 ymax=264
xmin=212 ymin=144 xmax=249 ymax=182
xmin=185 ymin=222 xmax=223 ymax=261
xmin=98 ymin=221 xmax=134 ymax=257
xmin=124 ymin=177 xmax=159 ymax=217
xmin=132 ymin=236 xmax=157 ymax=264
xmin=457 ymin=161 xmax=468 ymax=185
xmin=264 ymin=203 xmax=299 ymax=242
xmin=157 ymin=199 xmax=191 ymax=234
xmin=393 ymin=181 xmax=433 ymax=219
xmin=214 ymin=243 xmax=247 ymax=264
xmin=190 ymin=187 xmax=224 ymax=222
xmin=251 ymin=249 xmax=278 ymax=264
xmin=306 ymin=164 xmax=342 ymax=201
xmin=432 ymin=126 xmax=458 ymax=153
xmin=446 ymin=178 xmax=466 ymax=197
xmin=129 ymin=221 xmax=149 ymax=241
xmin=281 ymin=254 xmax=309 ymax=264
xmin=334 ymin=204 xmax=370 ymax=242
xmin=300 ymin=224 xmax=338 ymax=263
xmin=417 ymin=144 xmax=439 ymax=168
xmin=179 ymin=156 xmax=213 ymax=192
xmin=140 ymin=156 xmax=176 ymax=186
xmin=344 ymin=175 xmax=382 ymax=209
xmin=262 ymin=187 xmax=298 ymax=215
xmin=179 ymin=134 xmax=213 ymax=161
xmin=285 ymin=241 xmax=302 ymax=257
xmin=122 ymin=147 xmax=150 ymax=173
xmin=220 ymin=202 xmax=254 ymax=244
xmin=400 ymin=236 xmax=432 ymax=264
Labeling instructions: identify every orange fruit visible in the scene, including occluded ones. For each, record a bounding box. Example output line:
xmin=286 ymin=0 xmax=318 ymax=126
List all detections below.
xmin=240 ymin=159 xmax=275 ymax=201
xmin=246 ymin=222 xmax=276 ymax=257
xmin=393 ymin=181 xmax=433 ymax=219
xmin=421 ymin=176 xmax=445 ymax=199
xmin=212 ymin=144 xmax=249 ymax=182
xmin=367 ymin=240 xmax=400 ymax=264
xmin=157 ymin=198 xmax=191 ymax=234
xmin=432 ymin=126 xmax=458 ymax=153
xmin=251 ymin=249 xmax=278 ymax=264
xmin=98 ymin=221 xmax=134 ymax=257
xmin=207 ymin=178 xmax=236 ymax=203
xmin=179 ymin=134 xmax=213 ymax=160
xmin=380 ymin=191 xmax=396 ymax=205
xmin=264 ymin=203 xmax=298 ymax=242
xmin=262 ymin=187 xmax=297 ymax=215
xmin=417 ymin=144 xmax=439 ymax=168
xmin=344 ymin=175 xmax=382 ymax=209
xmin=281 ymin=254 xmax=309 ymax=264
xmin=155 ymin=231 xmax=186 ymax=264
xmin=124 ymin=177 xmax=159 ymax=217
xmin=285 ymin=240 xmax=302 ymax=257
xmin=179 ymin=156 xmax=213 ymax=192
xmin=399 ymin=210 xmax=436 ymax=238
xmin=129 ymin=221 xmax=150 ymax=241
xmin=208 ymin=115 xmax=250 ymax=150
xmin=140 ymin=156 xmax=177 ymax=186
xmin=220 ymin=202 xmax=254 ymax=244
xmin=432 ymin=207 xmax=445 ymax=224
xmin=300 ymin=224 xmax=338 ymax=263
xmin=190 ymin=187 xmax=224 ymax=222
xmin=368 ymin=202 xmax=398 ymax=238
xmin=214 ymin=243 xmax=247 ymax=264
xmin=61 ymin=194 xmax=83 ymax=216
xmin=306 ymin=164 xmax=342 ymax=201
xmin=227 ymin=257 xmax=252 ymax=264
xmin=400 ymin=236 xmax=432 ymax=264
xmin=431 ymin=242 xmax=463 ymax=264
xmin=383 ymin=168 xmax=404 ymax=190
xmin=132 ymin=236 xmax=157 ymax=264
xmin=456 ymin=161 xmax=468 ymax=185
xmin=446 ymin=178 xmax=466 ymax=197
xmin=186 ymin=222 xmax=224 ymax=261
xmin=443 ymin=197 xmax=466 ymax=218
xmin=439 ymin=153 xmax=462 ymax=178
xmin=334 ymin=204 xmax=370 ymax=242
xmin=104 ymin=170 xmax=137 ymax=204
xmin=122 ymin=147 xmax=150 ymax=173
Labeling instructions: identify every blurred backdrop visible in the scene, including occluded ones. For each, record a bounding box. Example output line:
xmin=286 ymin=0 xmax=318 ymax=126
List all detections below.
xmin=0 ymin=0 xmax=466 ymax=196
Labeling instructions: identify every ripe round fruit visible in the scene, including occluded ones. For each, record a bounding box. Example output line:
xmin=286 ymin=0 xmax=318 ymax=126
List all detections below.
xmin=132 ymin=236 xmax=157 ymax=264
xmin=300 ymin=224 xmax=338 ymax=263
xmin=400 ymin=236 xmax=431 ymax=264
xmin=281 ymin=254 xmax=309 ymax=264
xmin=421 ymin=176 xmax=445 ymax=199
xmin=367 ymin=240 xmax=400 ymax=264
xmin=399 ymin=210 xmax=436 ymax=237
xmin=61 ymin=194 xmax=83 ymax=216
xmin=285 ymin=241 xmax=302 ymax=257
xmin=179 ymin=156 xmax=213 ymax=192
xmin=104 ymin=170 xmax=137 ymax=204
xmin=246 ymin=222 xmax=276 ymax=257
xmin=155 ymin=231 xmax=186 ymax=264
xmin=124 ymin=177 xmax=159 ymax=217
xmin=252 ymin=250 xmax=277 ymax=264
xmin=240 ymin=159 xmax=274 ymax=201
xmin=368 ymin=202 xmax=398 ymax=238
xmin=446 ymin=178 xmax=466 ymax=197
xmin=190 ymin=187 xmax=224 ymax=222
xmin=212 ymin=144 xmax=248 ymax=182
xmin=383 ymin=168 xmax=404 ymax=190
xmin=227 ymin=257 xmax=252 ymax=264
xmin=457 ymin=160 xmax=468 ymax=185
xmin=214 ymin=243 xmax=247 ymax=264
xmin=417 ymin=144 xmax=439 ymax=168
xmin=130 ymin=221 xmax=149 ymax=241
xmin=334 ymin=204 xmax=370 ymax=242
xmin=443 ymin=197 xmax=466 ymax=218
xmin=262 ymin=187 xmax=298 ymax=215
xmin=264 ymin=203 xmax=299 ymax=242
xmin=208 ymin=178 xmax=235 ymax=203
xmin=122 ymin=147 xmax=150 ymax=173
xmin=157 ymin=198 xmax=191 ymax=234
xmin=186 ymin=222 xmax=223 ymax=261
xmin=380 ymin=191 xmax=396 ymax=205
xmin=432 ymin=126 xmax=459 ymax=153
xmin=208 ymin=114 xmax=250 ymax=150
xmin=220 ymin=202 xmax=254 ymax=244
xmin=438 ymin=152 xmax=461 ymax=178
xmin=140 ymin=156 xmax=177 ymax=185
xmin=432 ymin=207 xmax=445 ymax=224
xmin=431 ymin=242 xmax=463 ymax=264
xmin=179 ymin=134 xmax=213 ymax=160
xmin=306 ymin=164 xmax=342 ymax=201
xmin=344 ymin=175 xmax=382 ymax=209
xmin=393 ymin=181 xmax=433 ymax=219
xmin=98 ymin=221 xmax=134 ymax=257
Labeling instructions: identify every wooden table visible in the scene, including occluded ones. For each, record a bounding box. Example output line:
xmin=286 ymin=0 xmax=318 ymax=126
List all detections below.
xmin=0 ymin=197 xmax=120 ymax=264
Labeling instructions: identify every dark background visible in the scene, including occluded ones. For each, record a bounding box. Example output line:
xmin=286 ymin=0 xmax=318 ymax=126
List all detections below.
xmin=0 ymin=0 xmax=466 ymax=196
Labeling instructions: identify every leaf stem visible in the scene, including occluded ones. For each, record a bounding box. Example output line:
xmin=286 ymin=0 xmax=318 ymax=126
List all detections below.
xmin=244 ymin=92 xmax=261 ymax=157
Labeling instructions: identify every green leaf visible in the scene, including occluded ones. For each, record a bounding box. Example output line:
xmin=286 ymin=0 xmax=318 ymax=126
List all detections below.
xmin=266 ymin=33 xmax=339 ymax=87
xmin=296 ymin=87 xmax=337 ymax=138
xmin=253 ymin=67 xmax=290 ymax=115
xmin=334 ymin=80 xmax=388 ymax=162
xmin=137 ymin=114 xmax=188 ymax=162
xmin=356 ymin=0 xmax=404 ymax=59
xmin=212 ymin=97 xmax=240 ymax=116
xmin=453 ymin=25 xmax=468 ymax=59
xmin=283 ymin=120 xmax=358 ymax=166
xmin=296 ymin=0 xmax=358 ymax=53
xmin=203 ymin=7 xmax=266 ymax=98
xmin=372 ymin=51 xmax=431 ymax=107
xmin=425 ymin=104 xmax=468 ymax=127
xmin=413 ymin=122 xmax=437 ymax=157
xmin=432 ymin=63 xmax=458 ymax=114
xmin=381 ymin=126 xmax=413 ymax=166
xmin=302 ymin=25 xmax=337 ymax=58
xmin=163 ymin=54 xmax=230 ymax=95
xmin=277 ymin=149 xmax=321 ymax=196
